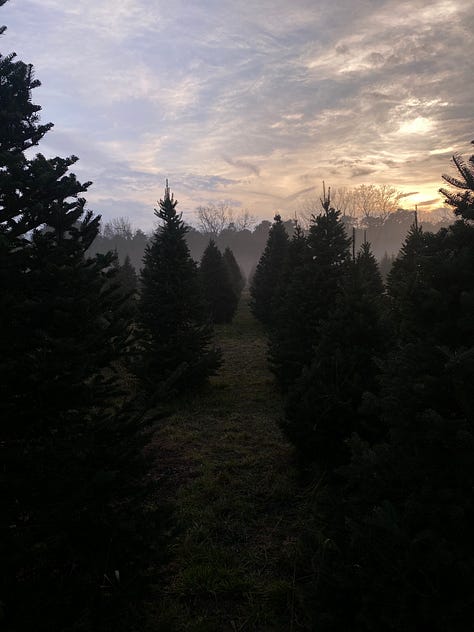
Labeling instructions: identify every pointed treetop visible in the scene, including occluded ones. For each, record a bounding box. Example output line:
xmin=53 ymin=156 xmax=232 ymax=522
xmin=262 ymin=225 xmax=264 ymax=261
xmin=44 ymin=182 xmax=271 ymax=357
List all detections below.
xmin=164 ymin=178 xmax=171 ymax=201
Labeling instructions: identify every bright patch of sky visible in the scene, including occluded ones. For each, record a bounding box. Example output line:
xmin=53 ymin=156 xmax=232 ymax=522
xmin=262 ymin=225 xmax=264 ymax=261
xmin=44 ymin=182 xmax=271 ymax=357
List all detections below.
xmin=2 ymin=0 xmax=473 ymax=229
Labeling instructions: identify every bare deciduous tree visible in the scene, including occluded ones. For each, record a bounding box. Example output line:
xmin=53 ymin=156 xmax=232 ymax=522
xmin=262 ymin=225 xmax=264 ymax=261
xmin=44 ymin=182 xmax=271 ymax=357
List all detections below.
xmin=300 ymin=184 xmax=402 ymax=226
xmin=232 ymin=209 xmax=257 ymax=231
xmin=102 ymin=216 xmax=134 ymax=240
xmin=196 ymin=202 xmax=256 ymax=235
xmin=196 ymin=202 xmax=230 ymax=235
xmin=351 ymin=184 xmax=402 ymax=220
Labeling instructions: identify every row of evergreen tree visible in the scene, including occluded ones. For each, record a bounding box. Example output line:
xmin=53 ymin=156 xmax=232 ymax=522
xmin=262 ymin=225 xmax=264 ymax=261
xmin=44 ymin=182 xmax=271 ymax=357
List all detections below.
xmin=136 ymin=187 xmax=244 ymax=399
xmin=0 ymin=9 xmax=243 ymax=629
xmin=91 ymin=207 xmax=449 ymax=284
xmin=251 ymin=156 xmax=474 ymax=628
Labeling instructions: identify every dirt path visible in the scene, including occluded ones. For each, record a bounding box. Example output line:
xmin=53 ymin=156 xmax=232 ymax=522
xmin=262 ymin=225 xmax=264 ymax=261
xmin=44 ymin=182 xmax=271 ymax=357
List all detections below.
xmin=150 ymin=296 xmax=304 ymax=631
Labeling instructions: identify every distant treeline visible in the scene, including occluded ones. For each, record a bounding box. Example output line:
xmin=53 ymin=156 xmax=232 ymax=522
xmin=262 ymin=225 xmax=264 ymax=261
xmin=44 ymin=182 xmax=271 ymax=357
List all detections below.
xmin=89 ymin=210 xmax=450 ymax=281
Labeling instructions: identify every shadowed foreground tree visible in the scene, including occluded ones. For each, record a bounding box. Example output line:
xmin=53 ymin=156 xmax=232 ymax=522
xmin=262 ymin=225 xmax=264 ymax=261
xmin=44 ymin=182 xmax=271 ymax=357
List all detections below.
xmin=200 ymin=239 xmax=238 ymax=323
xmin=250 ymin=214 xmax=289 ymax=327
xmin=0 ymin=25 xmax=162 ymax=630
xmin=138 ymin=183 xmax=220 ymax=396
xmin=304 ymin=147 xmax=474 ymax=631
xmin=440 ymin=142 xmax=474 ymax=220
xmin=269 ymin=189 xmax=351 ymax=391
xmin=283 ymin=240 xmax=388 ymax=467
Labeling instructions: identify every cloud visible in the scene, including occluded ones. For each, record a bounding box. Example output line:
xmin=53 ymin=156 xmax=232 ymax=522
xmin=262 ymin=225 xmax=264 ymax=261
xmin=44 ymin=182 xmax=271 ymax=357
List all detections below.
xmin=399 ymin=191 xmax=420 ymax=199
xmin=351 ymin=167 xmax=377 ymax=178
xmin=223 ymin=156 xmax=261 ymax=176
xmin=416 ymin=198 xmax=441 ymax=206
xmin=2 ymin=0 xmax=473 ymax=227
xmin=283 ymin=186 xmax=318 ymax=202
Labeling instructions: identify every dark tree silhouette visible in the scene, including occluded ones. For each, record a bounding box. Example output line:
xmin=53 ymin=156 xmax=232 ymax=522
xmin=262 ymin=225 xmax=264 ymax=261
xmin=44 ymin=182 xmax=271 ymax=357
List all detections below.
xmin=306 ymin=147 xmax=474 ymax=631
xmin=138 ymin=182 xmax=220 ymax=396
xmin=112 ymin=252 xmax=138 ymax=318
xmin=269 ymin=190 xmax=351 ymax=391
xmin=200 ymin=239 xmax=238 ymax=323
xmin=250 ymin=214 xmax=289 ymax=326
xmin=0 ymin=30 xmax=160 ymax=630
xmin=440 ymin=141 xmax=474 ymax=220
xmin=223 ymin=245 xmax=245 ymax=297
xmin=283 ymin=240 xmax=388 ymax=466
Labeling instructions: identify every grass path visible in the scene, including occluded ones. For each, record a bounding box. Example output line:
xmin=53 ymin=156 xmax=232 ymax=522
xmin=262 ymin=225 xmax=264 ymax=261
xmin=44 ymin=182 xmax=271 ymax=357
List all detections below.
xmin=150 ymin=296 xmax=305 ymax=631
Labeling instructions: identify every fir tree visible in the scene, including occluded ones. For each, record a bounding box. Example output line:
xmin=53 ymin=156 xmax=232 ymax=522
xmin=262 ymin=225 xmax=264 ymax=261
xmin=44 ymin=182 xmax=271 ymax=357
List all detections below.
xmin=307 ymin=146 xmax=474 ymax=630
xmin=120 ymin=253 xmax=138 ymax=293
xmin=250 ymin=214 xmax=289 ymax=326
xmin=327 ymin=341 xmax=474 ymax=631
xmin=379 ymin=251 xmax=396 ymax=281
xmin=0 ymin=31 xmax=160 ymax=630
xmin=223 ymin=245 xmax=245 ymax=298
xmin=387 ymin=220 xmax=434 ymax=342
xmin=200 ymin=239 xmax=238 ymax=323
xmin=272 ymin=219 xmax=307 ymax=310
xmin=439 ymin=141 xmax=474 ymax=220
xmin=283 ymin=240 xmax=388 ymax=466
xmin=269 ymin=189 xmax=352 ymax=391
xmin=112 ymin=253 xmax=138 ymax=319
xmin=138 ymin=182 xmax=220 ymax=395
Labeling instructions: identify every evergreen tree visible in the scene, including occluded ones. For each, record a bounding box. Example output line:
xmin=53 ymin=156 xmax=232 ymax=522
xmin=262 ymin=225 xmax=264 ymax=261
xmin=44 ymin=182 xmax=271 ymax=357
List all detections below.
xmin=269 ymin=190 xmax=352 ymax=391
xmin=324 ymin=341 xmax=474 ymax=632
xmin=250 ymin=214 xmax=289 ymax=326
xmin=0 ymin=30 xmax=160 ymax=630
xmin=379 ymin=250 xmax=396 ymax=281
xmin=112 ymin=253 xmax=138 ymax=319
xmin=138 ymin=182 xmax=220 ymax=395
xmin=307 ymin=146 xmax=474 ymax=630
xmin=439 ymin=141 xmax=474 ymax=220
xmin=283 ymin=240 xmax=388 ymax=466
xmin=387 ymin=221 xmax=435 ymax=342
xmin=119 ymin=253 xmax=138 ymax=294
xmin=272 ymin=219 xmax=307 ymax=312
xmin=223 ymin=245 xmax=245 ymax=298
xmin=200 ymin=239 xmax=238 ymax=323
xmin=389 ymin=219 xmax=474 ymax=349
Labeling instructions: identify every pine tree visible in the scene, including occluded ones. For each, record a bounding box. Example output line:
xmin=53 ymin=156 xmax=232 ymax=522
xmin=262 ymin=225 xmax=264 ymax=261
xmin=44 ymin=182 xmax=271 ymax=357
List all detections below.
xmin=112 ymin=253 xmax=138 ymax=320
xmin=329 ymin=340 xmax=474 ymax=631
xmin=388 ymin=215 xmax=474 ymax=349
xmin=0 ymin=30 xmax=160 ymax=630
xmin=439 ymin=141 xmax=474 ymax=220
xmin=250 ymin=214 xmax=289 ymax=326
xmin=283 ymin=240 xmax=388 ymax=466
xmin=308 ymin=147 xmax=474 ymax=630
xmin=272 ymin=219 xmax=307 ymax=313
xmin=200 ymin=239 xmax=238 ymax=323
xmin=138 ymin=182 xmax=220 ymax=395
xmin=223 ymin=245 xmax=245 ymax=298
xmin=335 ymin=152 xmax=474 ymax=629
xmin=269 ymin=190 xmax=352 ymax=391
xmin=387 ymin=220 xmax=434 ymax=342
xmin=379 ymin=251 xmax=396 ymax=281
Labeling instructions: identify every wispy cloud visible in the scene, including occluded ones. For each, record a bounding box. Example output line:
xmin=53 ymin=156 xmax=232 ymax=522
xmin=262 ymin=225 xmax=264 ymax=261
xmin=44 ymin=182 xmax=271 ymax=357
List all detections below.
xmin=2 ymin=0 xmax=472 ymax=227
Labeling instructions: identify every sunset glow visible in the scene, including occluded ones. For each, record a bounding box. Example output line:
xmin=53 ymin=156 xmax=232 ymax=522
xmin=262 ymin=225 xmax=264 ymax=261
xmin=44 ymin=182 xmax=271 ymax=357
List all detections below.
xmin=2 ymin=0 xmax=472 ymax=228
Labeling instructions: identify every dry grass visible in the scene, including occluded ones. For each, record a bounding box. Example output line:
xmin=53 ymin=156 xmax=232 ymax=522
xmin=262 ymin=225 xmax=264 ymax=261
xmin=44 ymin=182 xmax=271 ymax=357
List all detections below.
xmin=147 ymin=294 xmax=308 ymax=631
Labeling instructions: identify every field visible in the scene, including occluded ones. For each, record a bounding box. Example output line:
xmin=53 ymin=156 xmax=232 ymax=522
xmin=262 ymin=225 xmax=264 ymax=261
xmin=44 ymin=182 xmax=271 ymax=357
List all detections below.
xmin=148 ymin=295 xmax=310 ymax=631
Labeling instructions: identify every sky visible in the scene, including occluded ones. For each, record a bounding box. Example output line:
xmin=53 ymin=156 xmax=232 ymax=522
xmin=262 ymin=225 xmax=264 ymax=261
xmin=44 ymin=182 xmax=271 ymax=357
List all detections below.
xmin=2 ymin=0 xmax=473 ymax=230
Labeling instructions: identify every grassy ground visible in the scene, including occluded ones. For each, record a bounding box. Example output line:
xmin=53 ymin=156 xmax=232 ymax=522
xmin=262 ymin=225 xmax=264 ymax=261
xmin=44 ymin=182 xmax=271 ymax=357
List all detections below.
xmin=148 ymin=295 xmax=308 ymax=631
